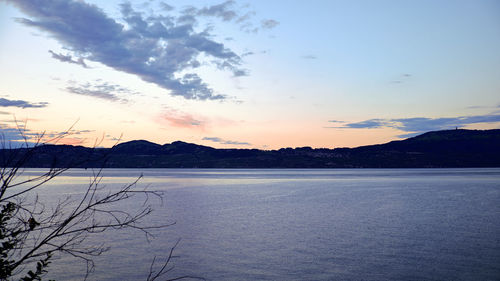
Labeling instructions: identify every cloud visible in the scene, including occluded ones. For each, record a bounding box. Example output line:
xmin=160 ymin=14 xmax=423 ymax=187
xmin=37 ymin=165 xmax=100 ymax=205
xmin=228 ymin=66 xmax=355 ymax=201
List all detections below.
xmin=158 ymin=109 xmax=203 ymax=128
xmin=301 ymin=55 xmax=317 ymax=60
xmin=69 ymin=129 xmax=95 ymax=135
xmin=159 ymin=2 xmax=174 ymax=11
xmin=203 ymin=137 xmax=251 ymax=146
xmin=0 ymin=126 xmax=26 ymax=144
xmin=197 ymin=0 xmax=237 ymax=21
xmin=0 ymin=120 xmax=97 ymax=147
xmin=48 ymin=50 xmax=88 ymax=68
xmin=390 ymin=73 xmax=412 ymax=84
xmin=392 ymin=115 xmax=500 ymax=132
xmin=236 ymin=11 xmax=256 ymax=24
xmin=182 ymin=1 xmax=264 ymax=33
xmin=65 ymin=80 xmax=136 ymax=103
xmin=241 ymin=51 xmax=254 ymax=57
xmin=328 ymin=114 xmax=500 ymax=134
xmin=66 ymin=86 xmax=121 ymax=102
xmin=334 ymin=119 xmax=386 ymax=129
xmin=0 ymin=122 xmax=44 ymax=147
xmin=0 ymin=97 xmax=48 ymax=108
xmin=261 ymin=19 xmax=279 ymax=29
xmin=8 ymin=0 xmax=251 ymax=100
xmin=466 ymin=104 xmax=499 ymax=110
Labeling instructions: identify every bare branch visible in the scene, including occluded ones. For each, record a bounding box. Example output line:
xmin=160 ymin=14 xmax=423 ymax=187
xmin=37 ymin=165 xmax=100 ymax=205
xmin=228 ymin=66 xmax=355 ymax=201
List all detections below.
xmin=0 ymin=124 xmax=191 ymax=280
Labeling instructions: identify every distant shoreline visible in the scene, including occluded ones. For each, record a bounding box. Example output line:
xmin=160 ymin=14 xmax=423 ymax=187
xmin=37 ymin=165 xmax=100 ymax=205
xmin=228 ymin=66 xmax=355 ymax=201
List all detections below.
xmin=2 ymin=129 xmax=500 ymax=168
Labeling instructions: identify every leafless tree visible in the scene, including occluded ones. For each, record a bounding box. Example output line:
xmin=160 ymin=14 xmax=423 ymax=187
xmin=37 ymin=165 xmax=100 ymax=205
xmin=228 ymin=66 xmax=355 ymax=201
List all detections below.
xmin=0 ymin=124 xmax=203 ymax=280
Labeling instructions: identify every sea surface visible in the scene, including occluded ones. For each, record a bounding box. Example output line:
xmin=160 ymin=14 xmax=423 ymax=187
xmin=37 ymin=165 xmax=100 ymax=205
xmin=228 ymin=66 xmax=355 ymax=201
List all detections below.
xmin=12 ymin=168 xmax=500 ymax=280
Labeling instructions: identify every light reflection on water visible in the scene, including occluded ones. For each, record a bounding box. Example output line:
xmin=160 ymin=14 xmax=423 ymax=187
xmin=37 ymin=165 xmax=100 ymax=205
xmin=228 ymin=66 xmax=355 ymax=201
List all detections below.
xmin=11 ymin=168 xmax=500 ymax=280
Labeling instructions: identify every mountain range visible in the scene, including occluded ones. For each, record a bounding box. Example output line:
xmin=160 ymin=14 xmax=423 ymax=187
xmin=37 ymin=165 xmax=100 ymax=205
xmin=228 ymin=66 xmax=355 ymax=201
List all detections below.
xmin=2 ymin=129 xmax=500 ymax=168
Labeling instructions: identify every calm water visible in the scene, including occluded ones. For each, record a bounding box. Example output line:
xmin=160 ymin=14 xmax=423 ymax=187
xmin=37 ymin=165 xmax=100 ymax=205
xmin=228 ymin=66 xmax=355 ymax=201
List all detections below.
xmin=15 ymin=169 xmax=500 ymax=280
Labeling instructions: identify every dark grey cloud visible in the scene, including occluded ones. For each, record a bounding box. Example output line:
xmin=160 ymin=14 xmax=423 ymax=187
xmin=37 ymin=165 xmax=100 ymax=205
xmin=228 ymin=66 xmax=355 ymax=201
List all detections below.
xmin=0 ymin=97 xmax=48 ymax=108
xmin=65 ymin=80 xmax=137 ymax=103
xmin=0 ymin=123 xmax=43 ymax=147
xmin=181 ymin=2 xmax=276 ymax=34
xmin=7 ymin=0 xmax=253 ymax=100
xmin=328 ymin=114 xmax=500 ymax=135
xmin=197 ymin=0 xmax=237 ymax=21
xmin=336 ymin=119 xmax=386 ymax=129
xmin=48 ymin=50 xmax=88 ymax=68
xmin=0 ymin=121 xmax=96 ymax=147
xmin=261 ymin=19 xmax=279 ymax=29
xmin=0 ymin=127 xmax=28 ymax=146
xmin=391 ymin=115 xmax=500 ymax=132
xmin=0 ymin=126 xmax=23 ymax=140
xmin=203 ymin=137 xmax=251 ymax=146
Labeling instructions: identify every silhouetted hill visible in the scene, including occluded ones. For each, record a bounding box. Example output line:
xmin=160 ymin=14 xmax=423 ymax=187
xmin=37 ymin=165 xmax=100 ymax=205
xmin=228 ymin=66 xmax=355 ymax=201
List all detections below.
xmin=345 ymin=129 xmax=500 ymax=167
xmin=113 ymin=140 xmax=162 ymax=154
xmin=2 ymin=129 xmax=499 ymax=168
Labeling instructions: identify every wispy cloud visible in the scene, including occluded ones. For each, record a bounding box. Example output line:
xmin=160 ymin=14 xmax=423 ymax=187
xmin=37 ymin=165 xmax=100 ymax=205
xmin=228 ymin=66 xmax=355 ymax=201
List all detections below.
xmin=0 ymin=120 xmax=96 ymax=147
xmin=66 ymin=86 xmax=121 ymax=102
xmin=159 ymin=2 xmax=174 ymax=11
xmin=65 ymin=80 xmax=138 ymax=103
xmin=334 ymin=119 xmax=386 ymax=129
xmin=0 ymin=97 xmax=48 ymax=108
xmin=0 ymin=125 xmax=27 ymax=144
xmin=157 ymin=109 xmax=204 ymax=129
xmin=327 ymin=114 xmax=500 ymax=136
xmin=0 ymin=122 xmax=49 ymax=147
xmin=301 ymin=54 xmax=317 ymax=60
xmin=197 ymin=0 xmax=237 ymax=21
xmin=261 ymin=19 xmax=279 ymax=29
xmin=48 ymin=50 xmax=88 ymax=68
xmin=466 ymin=104 xmax=499 ymax=110
xmin=390 ymin=73 xmax=412 ymax=84
xmin=241 ymin=51 xmax=254 ymax=57
xmin=203 ymin=137 xmax=251 ymax=146
xmin=69 ymin=129 xmax=95 ymax=135
xmin=181 ymin=1 xmax=276 ymax=34
xmin=8 ymin=0 xmax=272 ymax=100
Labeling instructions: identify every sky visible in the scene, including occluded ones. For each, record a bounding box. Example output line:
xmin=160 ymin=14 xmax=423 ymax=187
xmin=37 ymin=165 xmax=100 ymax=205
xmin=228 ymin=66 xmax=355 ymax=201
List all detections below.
xmin=0 ymin=0 xmax=499 ymax=149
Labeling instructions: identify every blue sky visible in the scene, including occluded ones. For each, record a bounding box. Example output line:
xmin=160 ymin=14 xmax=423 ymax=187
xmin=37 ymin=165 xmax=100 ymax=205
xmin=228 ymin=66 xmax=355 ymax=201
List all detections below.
xmin=0 ymin=0 xmax=499 ymax=149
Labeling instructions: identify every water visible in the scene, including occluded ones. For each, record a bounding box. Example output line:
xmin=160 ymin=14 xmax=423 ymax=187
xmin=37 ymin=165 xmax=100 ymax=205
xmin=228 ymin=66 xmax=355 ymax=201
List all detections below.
xmin=11 ymin=169 xmax=500 ymax=280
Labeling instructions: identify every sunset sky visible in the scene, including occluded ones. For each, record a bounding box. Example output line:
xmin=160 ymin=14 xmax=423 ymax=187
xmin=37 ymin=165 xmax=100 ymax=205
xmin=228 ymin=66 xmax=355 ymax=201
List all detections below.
xmin=1 ymin=0 xmax=499 ymax=149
